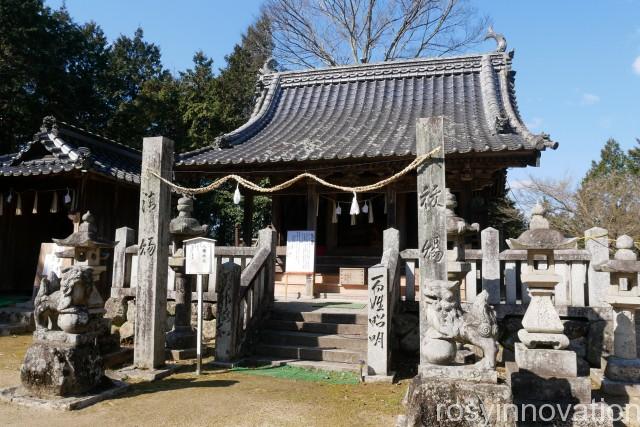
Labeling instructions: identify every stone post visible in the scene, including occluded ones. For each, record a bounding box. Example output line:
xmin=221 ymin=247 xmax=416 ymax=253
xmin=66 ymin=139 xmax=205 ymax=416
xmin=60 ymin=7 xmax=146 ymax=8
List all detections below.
xmin=416 ymin=117 xmax=447 ymax=368
xmin=585 ymin=227 xmax=609 ymax=307
xmin=594 ymin=235 xmax=640 ymax=396
xmin=481 ymin=227 xmax=500 ymax=305
xmin=112 ymin=227 xmax=135 ymax=290
xmin=134 ymin=136 xmax=174 ymax=370
xmin=214 ymin=261 xmax=242 ymax=362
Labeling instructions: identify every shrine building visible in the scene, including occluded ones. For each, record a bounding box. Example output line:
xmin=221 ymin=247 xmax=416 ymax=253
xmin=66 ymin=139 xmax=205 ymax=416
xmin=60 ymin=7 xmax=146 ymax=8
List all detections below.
xmin=0 ymin=117 xmax=140 ymax=296
xmin=175 ymin=40 xmax=557 ymax=298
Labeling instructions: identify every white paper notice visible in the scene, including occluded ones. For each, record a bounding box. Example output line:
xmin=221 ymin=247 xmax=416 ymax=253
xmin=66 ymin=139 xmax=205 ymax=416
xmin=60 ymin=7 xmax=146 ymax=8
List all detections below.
xmin=285 ymin=230 xmax=315 ymax=273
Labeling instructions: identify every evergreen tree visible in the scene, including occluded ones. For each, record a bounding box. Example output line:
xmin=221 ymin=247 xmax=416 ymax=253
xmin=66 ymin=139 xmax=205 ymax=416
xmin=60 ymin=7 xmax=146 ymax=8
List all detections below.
xmin=583 ymin=138 xmax=630 ymax=182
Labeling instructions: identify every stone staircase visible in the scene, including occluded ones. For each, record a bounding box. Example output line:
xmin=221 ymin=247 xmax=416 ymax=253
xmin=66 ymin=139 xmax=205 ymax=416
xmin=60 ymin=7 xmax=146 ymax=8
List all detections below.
xmin=253 ymin=305 xmax=368 ymax=373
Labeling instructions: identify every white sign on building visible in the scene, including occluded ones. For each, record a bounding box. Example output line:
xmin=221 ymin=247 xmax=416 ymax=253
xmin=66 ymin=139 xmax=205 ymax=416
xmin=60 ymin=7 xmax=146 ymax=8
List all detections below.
xmin=285 ymin=230 xmax=315 ymax=273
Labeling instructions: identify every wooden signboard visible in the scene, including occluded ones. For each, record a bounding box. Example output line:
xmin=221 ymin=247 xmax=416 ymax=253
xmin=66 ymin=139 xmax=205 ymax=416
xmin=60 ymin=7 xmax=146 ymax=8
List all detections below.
xmin=339 ymin=268 xmax=366 ymax=286
xmin=285 ymin=230 xmax=315 ymax=273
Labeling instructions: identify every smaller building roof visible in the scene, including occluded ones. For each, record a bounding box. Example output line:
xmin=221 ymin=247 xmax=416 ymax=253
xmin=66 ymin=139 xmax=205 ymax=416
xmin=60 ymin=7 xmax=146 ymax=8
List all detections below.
xmin=0 ymin=117 xmax=141 ymax=184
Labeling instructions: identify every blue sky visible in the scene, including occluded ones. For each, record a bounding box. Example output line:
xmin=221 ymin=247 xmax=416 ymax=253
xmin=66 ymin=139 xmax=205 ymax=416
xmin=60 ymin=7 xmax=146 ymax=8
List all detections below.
xmin=45 ymin=0 xmax=639 ymax=185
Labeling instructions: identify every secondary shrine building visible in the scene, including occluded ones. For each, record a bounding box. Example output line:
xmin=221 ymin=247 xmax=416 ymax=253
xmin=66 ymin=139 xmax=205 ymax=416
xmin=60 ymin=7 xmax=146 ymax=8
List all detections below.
xmin=175 ymin=43 xmax=556 ymax=297
xmin=0 ymin=117 xmax=140 ymax=295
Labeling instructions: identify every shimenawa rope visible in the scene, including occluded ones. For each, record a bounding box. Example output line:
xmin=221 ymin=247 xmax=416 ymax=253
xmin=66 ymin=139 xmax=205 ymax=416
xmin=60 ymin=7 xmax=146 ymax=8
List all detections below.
xmin=148 ymin=147 xmax=441 ymax=196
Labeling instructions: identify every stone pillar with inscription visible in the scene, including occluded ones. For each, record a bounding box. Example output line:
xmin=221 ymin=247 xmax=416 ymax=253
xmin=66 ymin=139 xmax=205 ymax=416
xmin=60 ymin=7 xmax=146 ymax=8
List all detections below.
xmin=400 ymin=117 xmax=511 ymax=427
xmin=134 ymin=136 xmax=174 ymax=370
xmin=416 ymin=117 xmax=448 ymax=369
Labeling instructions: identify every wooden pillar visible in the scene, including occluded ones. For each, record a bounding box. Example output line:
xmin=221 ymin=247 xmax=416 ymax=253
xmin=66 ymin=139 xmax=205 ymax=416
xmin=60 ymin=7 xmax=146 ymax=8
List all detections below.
xmin=326 ymin=195 xmax=337 ymax=251
xmin=134 ymin=136 xmax=174 ymax=369
xmin=242 ymin=192 xmax=254 ymax=246
xmin=396 ymin=193 xmax=407 ymax=250
xmin=306 ymin=183 xmax=318 ymax=231
xmin=386 ymin=187 xmax=397 ymax=228
xmin=271 ymin=195 xmax=283 ymax=245
xmin=416 ymin=117 xmax=447 ymax=368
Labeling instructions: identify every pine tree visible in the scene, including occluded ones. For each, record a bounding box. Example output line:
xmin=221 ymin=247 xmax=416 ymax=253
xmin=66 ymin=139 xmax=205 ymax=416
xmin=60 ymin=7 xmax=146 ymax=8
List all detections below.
xmin=583 ymin=138 xmax=630 ymax=182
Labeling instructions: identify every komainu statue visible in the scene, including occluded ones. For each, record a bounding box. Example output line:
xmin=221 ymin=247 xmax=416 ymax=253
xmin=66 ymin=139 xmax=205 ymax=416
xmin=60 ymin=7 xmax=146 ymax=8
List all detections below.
xmin=21 ymin=265 xmax=103 ymax=397
xmin=423 ymin=280 xmax=498 ymax=369
xmin=34 ymin=266 xmax=94 ymax=333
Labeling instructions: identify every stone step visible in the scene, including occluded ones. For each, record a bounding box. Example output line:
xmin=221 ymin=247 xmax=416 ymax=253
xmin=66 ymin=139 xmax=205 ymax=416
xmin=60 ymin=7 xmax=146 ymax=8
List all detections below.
xmin=265 ymin=319 xmax=367 ymax=336
xmin=269 ymin=309 xmax=367 ymax=325
xmin=261 ymin=330 xmax=367 ymax=352
xmin=245 ymin=356 xmax=363 ymax=374
xmin=255 ymin=343 xmax=365 ymax=364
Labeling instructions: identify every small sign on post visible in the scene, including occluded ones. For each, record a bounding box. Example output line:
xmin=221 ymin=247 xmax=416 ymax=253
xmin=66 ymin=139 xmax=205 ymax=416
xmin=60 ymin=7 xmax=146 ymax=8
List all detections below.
xmin=284 ymin=231 xmax=315 ymax=299
xmin=184 ymin=237 xmax=216 ymax=375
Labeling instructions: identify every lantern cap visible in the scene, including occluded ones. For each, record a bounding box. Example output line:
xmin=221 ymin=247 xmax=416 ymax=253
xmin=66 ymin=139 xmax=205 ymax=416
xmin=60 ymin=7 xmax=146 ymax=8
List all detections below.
xmin=506 ymin=202 xmax=577 ymax=250
xmin=53 ymin=211 xmax=115 ymax=248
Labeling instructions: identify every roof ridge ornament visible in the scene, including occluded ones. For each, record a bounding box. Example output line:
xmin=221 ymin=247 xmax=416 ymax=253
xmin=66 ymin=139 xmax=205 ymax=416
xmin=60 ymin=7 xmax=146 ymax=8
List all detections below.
xmin=40 ymin=116 xmax=59 ymax=135
xmin=484 ymin=26 xmax=507 ymax=52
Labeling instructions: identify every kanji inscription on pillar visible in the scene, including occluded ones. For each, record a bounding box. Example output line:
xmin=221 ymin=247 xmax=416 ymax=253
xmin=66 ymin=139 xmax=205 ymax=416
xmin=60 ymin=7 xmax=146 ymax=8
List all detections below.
xmin=415 ymin=117 xmax=447 ymax=367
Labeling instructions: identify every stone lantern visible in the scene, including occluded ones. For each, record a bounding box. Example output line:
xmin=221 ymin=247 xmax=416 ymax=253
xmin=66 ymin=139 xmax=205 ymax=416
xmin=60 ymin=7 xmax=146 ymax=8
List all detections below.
xmin=53 ymin=211 xmax=116 ymax=283
xmin=506 ymin=203 xmax=590 ymax=403
xmin=594 ymin=235 xmax=640 ymax=396
xmin=165 ymin=196 xmax=208 ymax=351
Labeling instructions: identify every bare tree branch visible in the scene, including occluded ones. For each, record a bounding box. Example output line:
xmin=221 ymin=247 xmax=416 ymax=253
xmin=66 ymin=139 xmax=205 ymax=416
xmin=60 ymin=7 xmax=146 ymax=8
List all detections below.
xmin=264 ymin=0 xmax=488 ymax=68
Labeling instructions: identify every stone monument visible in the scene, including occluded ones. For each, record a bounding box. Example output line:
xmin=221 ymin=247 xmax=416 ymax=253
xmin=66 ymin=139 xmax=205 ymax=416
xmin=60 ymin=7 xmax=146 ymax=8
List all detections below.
xmin=505 ymin=203 xmax=591 ymax=404
xmin=594 ymin=235 xmax=640 ymax=397
xmin=400 ymin=117 xmax=513 ymax=427
xmin=166 ymin=196 xmax=207 ymax=354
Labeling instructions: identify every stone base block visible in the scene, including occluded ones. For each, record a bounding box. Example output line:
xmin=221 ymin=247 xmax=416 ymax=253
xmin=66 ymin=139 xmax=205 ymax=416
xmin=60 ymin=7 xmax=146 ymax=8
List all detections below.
xmin=399 ymin=375 xmax=514 ymax=426
xmin=515 ymin=342 xmax=577 ymax=377
xmin=363 ymin=372 xmax=395 ymax=383
xmin=102 ymin=347 xmax=133 ymax=368
xmin=506 ymin=362 xmax=591 ymax=404
xmin=518 ymin=330 xmax=570 ymax=349
xmin=21 ymin=340 xmax=103 ymax=397
xmin=604 ymin=357 xmax=640 ymax=383
xmin=601 ymin=378 xmax=640 ymax=397
xmin=165 ymin=328 xmax=196 ymax=350
xmin=419 ymin=363 xmax=497 ymax=383
xmin=0 ymin=378 xmax=128 ymax=411
xmin=108 ymin=363 xmax=180 ymax=382
xmin=166 ymin=346 xmax=212 ymax=361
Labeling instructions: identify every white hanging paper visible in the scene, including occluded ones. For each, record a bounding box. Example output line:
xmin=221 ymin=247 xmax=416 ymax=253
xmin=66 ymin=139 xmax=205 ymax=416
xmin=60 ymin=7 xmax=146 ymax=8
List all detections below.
xmin=362 ymin=201 xmax=369 ymax=214
xmin=15 ymin=193 xmax=22 ymax=216
xmin=331 ymin=200 xmax=338 ymax=223
xmin=32 ymin=192 xmax=38 ymax=214
xmin=368 ymin=200 xmax=374 ymax=223
xmin=50 ymin=192 xmax=58 ymax=213
xmin=233 ymin=183 xmax=241 ymax=205
xmin=64 ymin=189 xmax=71 ymax=204
xmin=349 ymin=192 xmax=359 ymax=215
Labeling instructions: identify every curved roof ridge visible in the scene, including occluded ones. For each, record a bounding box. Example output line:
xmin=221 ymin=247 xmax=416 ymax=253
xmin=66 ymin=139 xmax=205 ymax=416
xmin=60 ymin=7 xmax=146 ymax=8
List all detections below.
xmin=496 ymin=57 xmax=558 ymax=150
xmin=220 ymin=75 xmax=282 ymax=147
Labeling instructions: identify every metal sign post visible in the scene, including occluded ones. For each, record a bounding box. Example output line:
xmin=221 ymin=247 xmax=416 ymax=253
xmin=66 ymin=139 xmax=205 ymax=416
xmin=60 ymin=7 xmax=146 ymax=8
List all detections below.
xmin=184 ymin=237 xmax=216 ymax=375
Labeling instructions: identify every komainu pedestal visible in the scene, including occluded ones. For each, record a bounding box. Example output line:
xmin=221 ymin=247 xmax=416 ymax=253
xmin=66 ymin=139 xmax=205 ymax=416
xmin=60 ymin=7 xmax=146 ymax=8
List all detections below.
xmin=20 ymin=265 xmax=104 ymax=398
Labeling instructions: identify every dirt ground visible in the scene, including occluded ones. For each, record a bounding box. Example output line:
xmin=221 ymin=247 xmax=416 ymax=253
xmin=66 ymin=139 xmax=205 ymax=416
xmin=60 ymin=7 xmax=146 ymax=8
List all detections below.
xmin=0 ymin=335 xmax=406 ymax=427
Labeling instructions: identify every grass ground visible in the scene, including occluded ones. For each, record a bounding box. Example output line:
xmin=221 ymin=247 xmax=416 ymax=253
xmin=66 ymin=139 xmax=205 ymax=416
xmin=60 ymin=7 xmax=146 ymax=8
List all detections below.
xmin=0 ymin=334 xmax=406 ymax=427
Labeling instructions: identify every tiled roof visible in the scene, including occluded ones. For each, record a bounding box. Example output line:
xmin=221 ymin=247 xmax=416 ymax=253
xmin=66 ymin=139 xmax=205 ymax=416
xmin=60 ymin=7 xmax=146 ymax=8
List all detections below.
xmin=177 ymin=49 xmax=557 ymax=168
xmin=0 ymin=117 xmax=141 ymax=184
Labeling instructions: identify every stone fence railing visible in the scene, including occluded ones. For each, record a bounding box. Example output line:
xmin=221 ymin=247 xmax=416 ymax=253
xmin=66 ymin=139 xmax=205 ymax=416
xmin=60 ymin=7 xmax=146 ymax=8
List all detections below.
xmin=110 ymin=226 xmax=258 ymax=303
xmin=215 ymin=228 xmax=276 ymax=363
xmin=400 ymin=226 xmax=616 ymax=308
